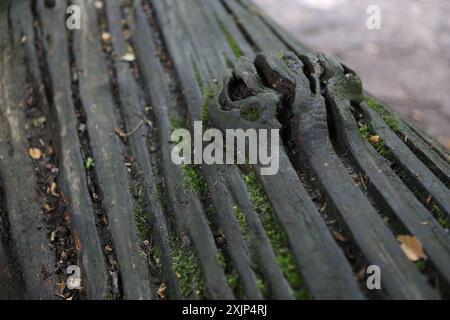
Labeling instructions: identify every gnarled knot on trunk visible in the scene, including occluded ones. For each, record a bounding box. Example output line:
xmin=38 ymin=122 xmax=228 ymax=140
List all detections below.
xmin=208 ymin=51 xmax=364 ymax=133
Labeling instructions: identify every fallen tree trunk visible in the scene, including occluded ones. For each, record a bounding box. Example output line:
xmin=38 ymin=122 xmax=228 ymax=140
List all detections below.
xmin=0 ymin=0 xmax=449 ymax=300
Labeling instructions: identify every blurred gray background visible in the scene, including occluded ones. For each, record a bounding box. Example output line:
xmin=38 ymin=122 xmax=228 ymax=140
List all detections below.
xmin=254 ymin=0 xmax=450 ymax=148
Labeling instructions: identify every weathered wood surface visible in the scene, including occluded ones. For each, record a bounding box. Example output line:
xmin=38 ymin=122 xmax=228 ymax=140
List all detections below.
xmin=0 ymin=0 xmax=449 ymax=300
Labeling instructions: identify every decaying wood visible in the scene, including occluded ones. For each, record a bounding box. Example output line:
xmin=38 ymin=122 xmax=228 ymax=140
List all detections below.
xmin=0 ymin=0 xmax=449 ymax=300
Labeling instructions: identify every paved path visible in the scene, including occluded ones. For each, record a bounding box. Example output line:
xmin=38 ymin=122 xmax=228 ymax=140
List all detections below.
xmin=254 ymin=0 xmax=450 ymax=148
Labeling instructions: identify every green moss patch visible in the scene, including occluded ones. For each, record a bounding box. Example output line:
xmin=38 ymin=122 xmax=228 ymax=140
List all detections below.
xmin=217 ymin=251 xmax=245 ymax=298
xmin=431 ymin=204 xmax=450 ymax=229
xmin=182 ymin=164 xmax=207 ymax=196
xmin=191 ymin=55 xmax=203 ymax=88
xmin=132 ymin=183 xmax=152 ymax=240
xmin=243 ymin=170 xmax=309 ymax=299
xmin=169 ymin=113 xmax=185 ymax=131
xmin=364 ymin=96 xmax=401 ymax=133
xmin=233 ymin=205 xmax=251 ymax=241
xmin=217 ymin=19 xmax=243 ymax=58
xmin=182 ymin=165 xmax=247 ymax=297
xmin=358 ymin=123 xmax=393 ymax=159
xmin=241 ymin=105 xmax=261 ymax=121
xmin=202 ymin=86 xmax=217 ymax=126
xmin=171 ymin=238 xmax=205 ymax=298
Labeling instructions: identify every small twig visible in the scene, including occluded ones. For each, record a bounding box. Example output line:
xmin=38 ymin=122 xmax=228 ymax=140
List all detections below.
xmin=137 ymin=112 xmax=153 ymax=127
xmin=115 ymin=120 xmax=144 ymax=138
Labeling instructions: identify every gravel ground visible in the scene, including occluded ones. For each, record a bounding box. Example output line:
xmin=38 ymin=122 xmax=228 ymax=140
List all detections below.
xmin=254 ymin=0 xmax=450 ymax=148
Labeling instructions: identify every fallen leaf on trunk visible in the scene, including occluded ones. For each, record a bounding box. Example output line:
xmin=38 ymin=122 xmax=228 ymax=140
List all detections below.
xmin=101 ymin=32 xmax=111 ymax=44
xmin=29 ymin=148 xmax=42 ymax=160
xmin=157 ymin=282 xmax=167 ymax=299
xmin=397 ymin=235 xmax=427 ymax=261
xmin=351 ymin=174 xmax=361 ymax=184
xmin=368 ymin=135 xmax=380 ymax=143
xmin=357 ymin=266 xmax=367 ymax=281
xmin=49 ymin=181 xmax=59 ymax=197
xmin=75 ymin=232 xmax=82 ymax=255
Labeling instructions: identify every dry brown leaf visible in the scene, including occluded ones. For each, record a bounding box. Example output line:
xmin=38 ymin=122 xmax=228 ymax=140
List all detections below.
xmin=29 ymin=147 xmax=42 ymax=160
xmin=397 ymin=235 xmax=427 ymax=261
xmin=368 ymin=135 xmax=380 ymax=143
xmin=157 ymin=282 xmax=167 ymax=299
xmin=56 ymin=281 xmax=66 ymax=295
xmin=357 ymin=266 xmax=367 ymax=281
xmin=75 ymin=232 xmax=82 ymax=254
xmin=43 ymin=203 xmax=55 ymax=213
xmin=351 ymin=174 xmax=361 ymax=184
xmin=49 ymin=182 xmax=59 ymax=197
xmin=101 ymin=32 xmax=111 ymax=43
